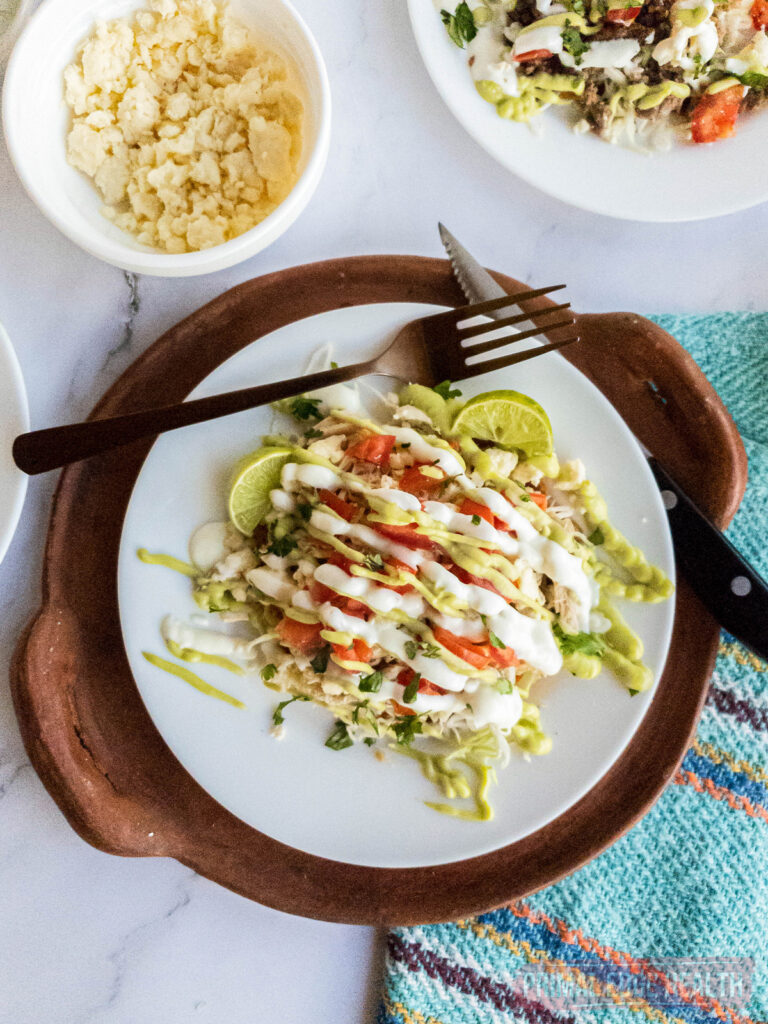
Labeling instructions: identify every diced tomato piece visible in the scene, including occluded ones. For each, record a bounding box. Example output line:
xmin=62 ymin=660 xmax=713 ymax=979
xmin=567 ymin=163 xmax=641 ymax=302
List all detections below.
xmin=309 ymin=580 xmax=336 ymax=605
xmin=317 ymin=489 xmax=357 ymax=522
xmin=380 ymin=557 xmax=418 ymax=594
xmin=396 ymin=667 xmax=447 ymax=697
xmin=276 ymin=617 xmax=324 ymax=655
xmin=345 ymin=434 xmax=396 ymax=467
xmin=458 ymin=498 xmax=497 ymax=527
xmin=489 ymin=644 xmax=520 ymax=669
xmin=691 ymin=86 xmax=743 ymax=144
xmin=391 ymin=700 xmax=417 ymax=716
xmin=449 ymin=564 xmax=505 ymax=598
xmin=332 ymin=637 xmax=373 ymax=663
xmin=432 ymin=626 xmax=493 ymax=670
xmin=327 ymin=551 xmax=355 ymax=573
xmin=335 ymin=595 xmax=369 ymax=619
xmin=605 ymin=5 xmax=641 ymax=22
xmin=398 ymin=464 xmax=446 ymax=499
xmin=372 ymin=522 xmax=436 ymax=551
xmin=513 ymin=48 xmax=552 ymax=62
xmin=751 ymin=0 xmax=768 ymax=28
xmin=388 ymin=557 xmax=417 ymax=575
xmin=529 ymin=491 xmax=548 ymax=510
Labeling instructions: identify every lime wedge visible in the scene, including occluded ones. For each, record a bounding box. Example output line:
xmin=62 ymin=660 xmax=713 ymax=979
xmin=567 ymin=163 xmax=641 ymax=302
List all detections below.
xmin=451 ymin=390 xmax=553 ymax=457
xmin=228 ymin=447 xmax=293 ymax=535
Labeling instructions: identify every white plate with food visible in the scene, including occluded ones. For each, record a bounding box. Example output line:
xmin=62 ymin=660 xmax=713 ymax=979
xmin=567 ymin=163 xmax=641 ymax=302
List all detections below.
xmin=408 ymin=0 xmax=768 ymax=221
xmin=0 ymin=321 xmax=29 ymax=565
xmin=117 ymin=301 xmax=675 ymax=868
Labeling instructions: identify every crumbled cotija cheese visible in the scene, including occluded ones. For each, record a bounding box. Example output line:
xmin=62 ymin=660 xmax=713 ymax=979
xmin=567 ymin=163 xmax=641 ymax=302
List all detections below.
xmin=64 ymin=0 xmax=303 ymax=253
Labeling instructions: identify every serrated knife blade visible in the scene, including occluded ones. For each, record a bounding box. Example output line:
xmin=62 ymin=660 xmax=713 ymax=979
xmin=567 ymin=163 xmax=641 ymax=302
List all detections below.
xmin=438 ymin=222 xmax=768 ymax=660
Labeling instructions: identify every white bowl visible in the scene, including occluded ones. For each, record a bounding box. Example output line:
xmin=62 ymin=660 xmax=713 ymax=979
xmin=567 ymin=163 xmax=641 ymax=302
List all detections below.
xmin=2 ymin=0 xmax=331 ymax=276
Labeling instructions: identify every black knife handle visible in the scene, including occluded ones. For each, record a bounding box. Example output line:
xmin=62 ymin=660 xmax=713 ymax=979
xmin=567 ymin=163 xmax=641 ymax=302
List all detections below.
xmin=647 ymin=457 xmax=768 ymax=660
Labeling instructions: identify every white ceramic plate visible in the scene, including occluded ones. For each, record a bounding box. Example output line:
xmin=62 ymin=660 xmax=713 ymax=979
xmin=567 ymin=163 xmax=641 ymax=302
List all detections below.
xmin=407 ymin=0 xmax=768 ymax=222
xmin=0 ymin=321 xmax=29 ymax=565
xmin=118 ymin=302 xmax=675 ymax=868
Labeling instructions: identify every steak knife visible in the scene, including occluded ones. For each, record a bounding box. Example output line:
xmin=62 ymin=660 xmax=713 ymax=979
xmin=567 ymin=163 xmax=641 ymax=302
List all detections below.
xmin=439 ymin=222 xmax=768 ymax=660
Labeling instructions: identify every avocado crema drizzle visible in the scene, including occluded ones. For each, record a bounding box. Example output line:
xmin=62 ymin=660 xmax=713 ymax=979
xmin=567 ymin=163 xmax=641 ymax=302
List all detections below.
xmin=135 ymin=384 xmax=672 ymax=821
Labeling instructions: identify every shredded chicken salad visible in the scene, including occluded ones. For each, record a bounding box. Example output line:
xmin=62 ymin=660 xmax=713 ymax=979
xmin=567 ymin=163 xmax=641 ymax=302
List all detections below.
xmin=439 ymin=0 xmax=768 ymax=147
xmin=139 ymin=379 xmax=673 ymax=821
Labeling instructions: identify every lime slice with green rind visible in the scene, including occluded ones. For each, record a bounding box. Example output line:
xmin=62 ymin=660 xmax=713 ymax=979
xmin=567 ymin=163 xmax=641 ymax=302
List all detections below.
xmin=451 ymin=390 xmax=553 ymax=457
xmin=228 ymin=447 xmax=293 ymax=535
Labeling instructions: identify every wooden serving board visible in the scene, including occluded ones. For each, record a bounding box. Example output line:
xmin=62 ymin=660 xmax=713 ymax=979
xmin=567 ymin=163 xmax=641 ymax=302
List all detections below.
xmin=11 ymin=257 xmax=747 ymax=926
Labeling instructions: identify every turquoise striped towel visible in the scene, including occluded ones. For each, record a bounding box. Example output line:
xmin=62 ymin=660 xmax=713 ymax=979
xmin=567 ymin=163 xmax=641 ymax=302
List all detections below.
xmin=378 ymin=313 xmax=768 ymax=1024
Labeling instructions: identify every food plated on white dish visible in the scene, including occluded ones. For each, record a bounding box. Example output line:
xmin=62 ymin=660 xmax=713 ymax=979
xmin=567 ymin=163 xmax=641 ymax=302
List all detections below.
xmin=439 ymin=0 xmax=768 ymax=147
xmin=117 ymin=302 xmax=675 ymax=868
xmin=0 ymin=320 xmax=29 ymax=565
xmin=408 ymin=0 xmax=768 ymax=218
xmin=2 ymin=0 xmax=330 ymax=275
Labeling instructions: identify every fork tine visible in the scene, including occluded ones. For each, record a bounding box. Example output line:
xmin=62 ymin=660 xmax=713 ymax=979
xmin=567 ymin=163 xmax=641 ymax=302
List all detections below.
xmin=461 ymin=334 xmax=579 ymax=380
xmin=463 ymin=319 xmax=576 ymax=360
xmin=450 ymin=285 xmax=566 ymax=321
xmin=459 ymin=303 xmax=572 ymax=342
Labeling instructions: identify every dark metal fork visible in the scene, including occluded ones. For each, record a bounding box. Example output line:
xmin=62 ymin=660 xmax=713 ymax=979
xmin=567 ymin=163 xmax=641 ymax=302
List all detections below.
xmin=13 ymin=288 xmax=578 ymax=474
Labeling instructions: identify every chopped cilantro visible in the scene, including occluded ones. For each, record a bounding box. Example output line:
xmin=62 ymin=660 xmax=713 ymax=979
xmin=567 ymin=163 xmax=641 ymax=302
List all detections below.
xmin=261 ymin=663 xmax=277 ymax=682
xmin=588 ymin=526 xmax=605 ymax=546
xmin=439 ymin=2 xmax=477 ymax=48
xmin=402 ymin=673 xmax=421 ymax=703
xmin=419 ymin=641 xmax=442 ymax=658
xmin=432 ymin=380 xmax=463 ymax=400
xmin=330 ymin=361 xmax=339 ymax=369
xmin=272 ymin=694 xmax=308 ymax=726
xmin=363 ymin=552 xmax=385 ymax=572
xmin=741 ymin=71 xmax=768 ymax=89
xmin=352 ymin=700 xmax=369 ymax=724
xmin=289 ymin=396 xmax=322 ymax=422
xmin=304 ymin=427 xmax=323 ymax=440
xmin=553 ymin=622 xmax=606 ymax=658
xmin=489 ymin=631 xmax=506 ymax=650
xmin=569 ymin=0 xmax=586 ymax=13
xmin=267 ymin=535 xmax=296 ymax=557
xmin=359 ymin=670 xmax=384 ymax=693
xmin=297 ymin=503 xmax=313 ymax=522
xmin=393 ymin=715 xmax=423 ymax=746
xmin=628 ymin=688 xmax=640 ymax=696
xmin=561 ymin=23 xmax=589 ymax=65
xmin=496 ymin=678 xmax=515 ymax=695
xmin=325 ymin=721 xmax=354 ymax=750
xmin=404 ymin=639 xmax=419 ymax=660
xmin=364 ymin=736 xmax=376 ymax=746
xmin=310 ymin=646 xmax=330 ymax=674
xmin=471 ymin=513 xmax=481 ymax=525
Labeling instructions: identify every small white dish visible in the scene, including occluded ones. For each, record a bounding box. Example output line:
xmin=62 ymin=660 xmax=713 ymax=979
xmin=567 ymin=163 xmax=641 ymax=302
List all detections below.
xmin=408 ymin=0 xmax=768 ymax=222
xmin=2 ymin=0 xmax=331 ymax=276
xmin=0 ymin=320 xmax=29 ymax=565
xmin=117 ymin=301 xmax=675 ymax=869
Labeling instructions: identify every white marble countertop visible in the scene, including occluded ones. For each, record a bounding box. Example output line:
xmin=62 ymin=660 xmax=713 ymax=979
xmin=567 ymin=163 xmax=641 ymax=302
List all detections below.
xmin=1 ymin=0 xmax=768 ymax=1020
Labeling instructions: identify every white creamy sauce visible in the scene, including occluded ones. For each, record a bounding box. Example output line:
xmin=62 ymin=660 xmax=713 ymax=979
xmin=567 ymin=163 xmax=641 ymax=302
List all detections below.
xmin=314 ymin=563 xmax=426 ymax=619
xmin=422 ymin=561 xmax=506 ymax=617
xmin=161 ymin=615 xmax=254 ymax=658
xmin=308 ymin=509 xmax=425 ymax=568
xmin=430 ymin=610 xmax=488 ymax=641
xmin=281 ymin=463 xmax=341 ymax=492
xmin=385 ymin=426 xmax=464 ymax=475
xmin=560 ymin=38 xmax=640 ymax=68
xmin=491 ymin=605 xmax=563 ymax=675
xmin=653 ymin=0 xmax=718 ymax=69
xmin=189 ymin=521 xmax=231 ymax=572
xmin=269 ymin=488 xmax=297 ymax=513
xmin=513 ymin=24 xmax=565 ymax=57
xmin=246 ymin=566 xmax=297 ymax=603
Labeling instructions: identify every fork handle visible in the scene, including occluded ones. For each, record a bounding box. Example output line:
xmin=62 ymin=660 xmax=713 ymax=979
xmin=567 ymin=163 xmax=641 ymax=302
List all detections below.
xmin=13 ymin=361 xmax=376 ymax=475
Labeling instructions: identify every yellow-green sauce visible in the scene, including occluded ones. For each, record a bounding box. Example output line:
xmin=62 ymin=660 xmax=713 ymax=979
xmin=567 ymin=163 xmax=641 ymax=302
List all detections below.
xmin=142 ymin=652 xmax=245 ymax=708
xmin=137 ymin=548 xmax=197 ymax=577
